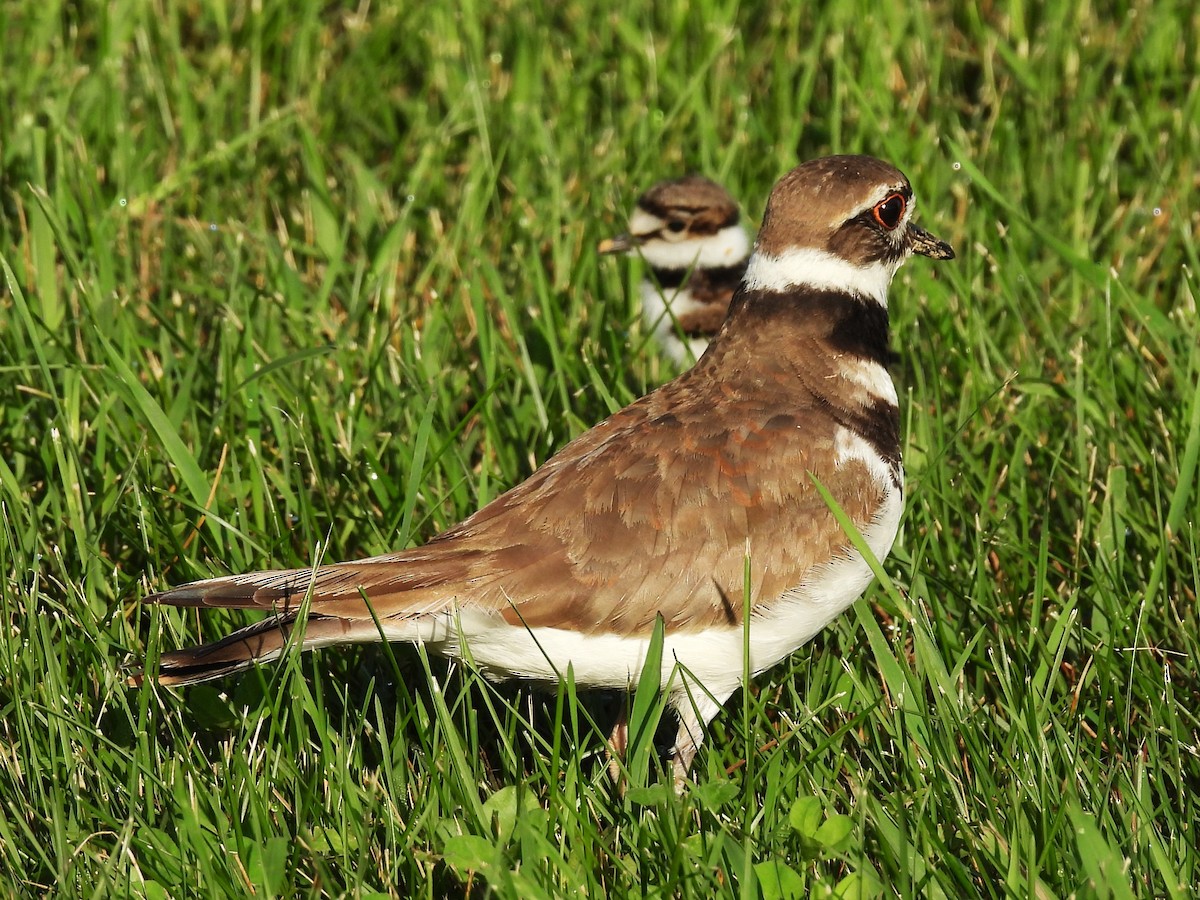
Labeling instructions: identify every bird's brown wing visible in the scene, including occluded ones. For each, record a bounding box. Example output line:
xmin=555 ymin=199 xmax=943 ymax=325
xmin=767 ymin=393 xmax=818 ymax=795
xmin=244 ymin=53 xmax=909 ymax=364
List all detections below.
xmin=148 ymin=357 xmax=886 ymax=638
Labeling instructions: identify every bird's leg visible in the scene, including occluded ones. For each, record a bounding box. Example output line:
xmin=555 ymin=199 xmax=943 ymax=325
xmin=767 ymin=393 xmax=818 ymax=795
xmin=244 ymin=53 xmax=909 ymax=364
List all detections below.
xmin=670 ymin=717 xmax=703 ymax=793
xmin=669 ymin=686 xmax=735 ymax=792
xmin=607 ymin=705 xmax=629 ymax=785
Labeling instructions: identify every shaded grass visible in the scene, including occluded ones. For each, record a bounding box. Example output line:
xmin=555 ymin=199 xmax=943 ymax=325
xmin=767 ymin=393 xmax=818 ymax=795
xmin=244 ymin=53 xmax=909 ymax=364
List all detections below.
xmin=2 ymin=0 xmax=1198 ymax=896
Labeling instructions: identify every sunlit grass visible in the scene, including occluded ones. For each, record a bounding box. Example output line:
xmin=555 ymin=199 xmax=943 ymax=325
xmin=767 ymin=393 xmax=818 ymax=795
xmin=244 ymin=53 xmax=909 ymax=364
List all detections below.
xmin=1 ymin=0 xmax=1197 ymax=896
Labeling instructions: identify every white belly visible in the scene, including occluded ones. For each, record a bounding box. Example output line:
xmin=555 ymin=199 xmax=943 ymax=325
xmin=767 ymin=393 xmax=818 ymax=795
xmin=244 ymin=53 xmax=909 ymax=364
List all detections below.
xmin=377 ymin=432 xmax=902 ymax=703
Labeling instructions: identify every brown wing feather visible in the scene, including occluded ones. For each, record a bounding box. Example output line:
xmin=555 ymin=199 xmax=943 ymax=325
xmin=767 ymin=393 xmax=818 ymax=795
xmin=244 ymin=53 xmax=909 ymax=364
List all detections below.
xmin=148 ymin=321 xmax=890 ymax=639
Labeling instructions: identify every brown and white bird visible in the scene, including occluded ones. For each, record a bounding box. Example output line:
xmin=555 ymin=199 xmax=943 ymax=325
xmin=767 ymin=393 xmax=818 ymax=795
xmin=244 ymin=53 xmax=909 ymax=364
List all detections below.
xmin=599 ymin=175 xmax=751 ymax=365
xmin=135 ymin=155 xmax=953 ymax=786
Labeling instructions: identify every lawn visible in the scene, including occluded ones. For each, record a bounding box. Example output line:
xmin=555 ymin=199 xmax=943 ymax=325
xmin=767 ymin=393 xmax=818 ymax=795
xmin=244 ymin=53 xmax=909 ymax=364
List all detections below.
xmin=1 ymin=0 xmax=1197 ymax=896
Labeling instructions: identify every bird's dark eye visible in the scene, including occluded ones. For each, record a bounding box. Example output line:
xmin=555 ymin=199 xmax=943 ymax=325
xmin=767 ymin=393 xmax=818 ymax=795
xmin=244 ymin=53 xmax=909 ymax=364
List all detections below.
xmin=666 ymin=220 xmax=687 ymax=233
xmin=872 ymin=193 xmax=907 ymax=230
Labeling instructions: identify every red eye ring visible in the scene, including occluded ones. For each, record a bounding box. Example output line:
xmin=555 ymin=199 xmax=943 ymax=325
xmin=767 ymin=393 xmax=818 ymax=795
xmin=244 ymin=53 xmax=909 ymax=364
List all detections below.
xmin=872 ymin=193 xmax=907 ymax=231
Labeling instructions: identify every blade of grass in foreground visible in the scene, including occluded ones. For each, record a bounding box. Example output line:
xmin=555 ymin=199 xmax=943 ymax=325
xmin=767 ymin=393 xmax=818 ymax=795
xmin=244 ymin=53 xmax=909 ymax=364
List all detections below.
xmin=94 ymin=330 xmax=218 ymax=543
xmin=625 ymin=613 xmax=667 ymax=790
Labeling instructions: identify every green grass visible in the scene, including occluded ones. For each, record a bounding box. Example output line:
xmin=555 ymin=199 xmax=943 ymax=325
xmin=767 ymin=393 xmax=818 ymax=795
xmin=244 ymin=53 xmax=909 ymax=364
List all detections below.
xmin=2 ymin=0 xmax=1198 ymax=896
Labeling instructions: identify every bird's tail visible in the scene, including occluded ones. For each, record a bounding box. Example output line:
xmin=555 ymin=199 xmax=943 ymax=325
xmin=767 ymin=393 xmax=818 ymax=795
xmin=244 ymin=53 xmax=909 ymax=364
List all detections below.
xmin=130 ymin=613 xmax=384 ymax=687
xmin=129 ymin=566 xmax=392 ymax=687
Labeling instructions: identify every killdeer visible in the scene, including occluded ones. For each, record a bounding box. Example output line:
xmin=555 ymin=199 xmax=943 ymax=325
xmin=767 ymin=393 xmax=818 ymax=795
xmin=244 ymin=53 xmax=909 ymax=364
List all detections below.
xmin=599 ymin=176 xmax=751 ymax=365
xmin=134 ymin=155 xmax=953 ymax=787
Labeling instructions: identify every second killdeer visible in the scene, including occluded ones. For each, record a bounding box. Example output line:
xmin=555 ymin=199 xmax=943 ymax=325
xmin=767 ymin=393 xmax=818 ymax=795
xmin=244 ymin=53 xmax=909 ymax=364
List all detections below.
xmin=133 ymin=155 xmax=954 ymax=787
xmin=599 ymin=176 xmax=751 ymax=366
